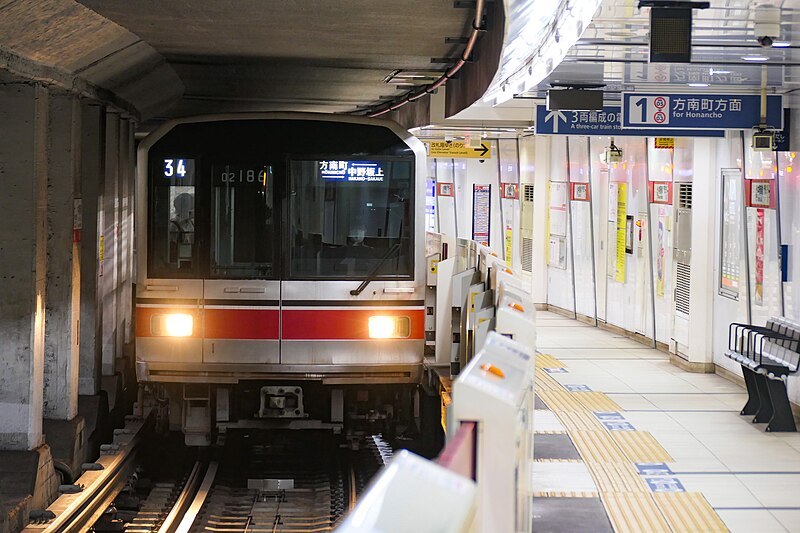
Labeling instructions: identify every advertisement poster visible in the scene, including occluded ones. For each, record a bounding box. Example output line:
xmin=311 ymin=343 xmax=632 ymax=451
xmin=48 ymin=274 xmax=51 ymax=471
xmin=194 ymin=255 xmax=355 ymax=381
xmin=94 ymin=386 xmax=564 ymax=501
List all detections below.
xmin=505 ymin=226 xmax=513 ymax=267
xmin=720 ymin=170 xmax=741 ymax=298
xmin=615 ymin=183 xmax=628 ymax=282
xmin=472 ymin=184 xmax=491 ymax=246
xmin=549 ymin=182 xmax=568 ymax=237
xmin=755 ymin=208 xmax=765 ymax=306
xmin=656 ymin=207 xmax=667 ymax=297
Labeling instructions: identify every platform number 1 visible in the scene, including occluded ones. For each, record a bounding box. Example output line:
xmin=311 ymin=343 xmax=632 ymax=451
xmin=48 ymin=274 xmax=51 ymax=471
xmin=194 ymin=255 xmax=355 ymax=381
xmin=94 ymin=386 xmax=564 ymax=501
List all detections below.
xmin=164 ymin=159 xmax=188 ymax=178
xmin=628 ymin=96 xmax=670 ymax=125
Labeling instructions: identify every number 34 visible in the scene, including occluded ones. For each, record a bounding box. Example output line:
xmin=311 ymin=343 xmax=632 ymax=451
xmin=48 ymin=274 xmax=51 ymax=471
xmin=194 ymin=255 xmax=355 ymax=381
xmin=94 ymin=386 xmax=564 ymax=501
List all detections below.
xmin=164 ymin=159 xmax=187 ymax=178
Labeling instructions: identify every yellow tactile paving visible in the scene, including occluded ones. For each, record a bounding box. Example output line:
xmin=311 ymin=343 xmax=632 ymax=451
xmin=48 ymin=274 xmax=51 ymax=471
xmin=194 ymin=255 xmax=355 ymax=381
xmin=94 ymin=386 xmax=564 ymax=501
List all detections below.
xmin=533 ymin=458 xmax=582 ymax=463
xmin=587 ymin=462 xmax=650 ymax=493
xmin=603 ymin=492 xmax=672 ymax=533
xmin=571 ymin=391 xmax=624 ymax=413
xmin=537 ymin=389 xmax=587 ymax=411
xmin=533 ymin=369 xmax=564 ymax=391
xmin=553 ymin=410 xmax=605 ymax=431
xmin=569 ymin=430 xmax=631 ymax=464
xmin=535 ymin=353 xmax=566 ymax=369
xmin=533 ymin=429 xmax=568 ymax=435
xmin=529 ymin=343 xmax=730 ymax=532
xmin=610 ymin=431 xmax=674 ymax=463
xmin=653 ymin=492 xmax=729 ymax=533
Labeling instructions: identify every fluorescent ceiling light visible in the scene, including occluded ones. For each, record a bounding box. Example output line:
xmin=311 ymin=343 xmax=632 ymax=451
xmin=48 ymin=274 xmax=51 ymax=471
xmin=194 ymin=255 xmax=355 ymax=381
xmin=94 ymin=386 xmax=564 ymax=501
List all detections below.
xmin=741 ymin=55 xmax=769 ymax=62
xmin=688 ymin=83 xmax=709 ymax=87
xmin=772 ymin=41 xmax=791 ymax=48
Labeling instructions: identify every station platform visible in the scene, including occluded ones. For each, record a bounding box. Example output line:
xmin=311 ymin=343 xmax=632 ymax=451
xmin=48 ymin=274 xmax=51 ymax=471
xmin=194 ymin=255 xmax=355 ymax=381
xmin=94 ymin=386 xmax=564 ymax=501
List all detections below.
xmin=531 ymin=311 xmax=800 ymax=533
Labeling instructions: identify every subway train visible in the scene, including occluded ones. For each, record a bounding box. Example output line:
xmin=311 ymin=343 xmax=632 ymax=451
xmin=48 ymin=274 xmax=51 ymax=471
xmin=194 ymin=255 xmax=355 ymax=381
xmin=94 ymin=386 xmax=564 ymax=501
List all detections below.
xmin=135 ymin=114 xmax=428 ymax=445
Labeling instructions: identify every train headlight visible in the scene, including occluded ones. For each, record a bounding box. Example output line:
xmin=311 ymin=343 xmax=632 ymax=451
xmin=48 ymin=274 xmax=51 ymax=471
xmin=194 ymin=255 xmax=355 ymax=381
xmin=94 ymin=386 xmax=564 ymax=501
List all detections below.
xmin=368 ymin=316 xmax=411 ymax=339
xmin=151 ymin=313 xmax=193 ymax=337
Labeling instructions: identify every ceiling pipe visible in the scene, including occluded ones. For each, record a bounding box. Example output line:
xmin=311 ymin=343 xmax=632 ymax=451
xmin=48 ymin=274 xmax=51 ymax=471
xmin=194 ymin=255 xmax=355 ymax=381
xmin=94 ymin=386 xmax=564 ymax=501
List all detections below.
xmin=366 ymin=0 xmax=487 ymax=117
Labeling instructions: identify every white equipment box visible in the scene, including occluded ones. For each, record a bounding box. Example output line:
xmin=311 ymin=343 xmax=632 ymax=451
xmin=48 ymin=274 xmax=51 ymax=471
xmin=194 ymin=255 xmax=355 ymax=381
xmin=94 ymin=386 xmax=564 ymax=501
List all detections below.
xmin=337 ymin=450 xmax=476 ymax=533
xmin=451 ymin=331 xmax=534 ymax=533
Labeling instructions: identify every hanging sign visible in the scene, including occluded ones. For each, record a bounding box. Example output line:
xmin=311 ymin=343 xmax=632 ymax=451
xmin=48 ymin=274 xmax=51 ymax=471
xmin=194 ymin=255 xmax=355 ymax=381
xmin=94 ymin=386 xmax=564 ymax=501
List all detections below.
xmin=425 ymin=140 xmax=491 ymax=159
xmin=621 ymin=93 xmax=783 ymax=130
xmin=535 ymin=105 xmax=724 ymax=137
xmin=570 ymin=182 xmax=591 ymax=202
xmin=755 ymin=208 xmax=765 ymax=306
xmin=472 ymin=184 xmax=491 ymax=246
xmin=648 ymin=181 xmax=673 ymax=205
xmin=654 ymin=138 xmax=675 ymax=149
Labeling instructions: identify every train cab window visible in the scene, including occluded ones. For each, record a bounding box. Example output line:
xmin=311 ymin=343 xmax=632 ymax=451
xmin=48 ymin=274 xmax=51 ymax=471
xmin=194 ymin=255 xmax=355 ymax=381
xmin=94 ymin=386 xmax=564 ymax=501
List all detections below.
xmin=210 ymin=164 xmax=275 ymax=278
xmin=289 ymin=159 xmax=413 ymax=279
xmin=149 ymin=158 xmax=198 ymax=277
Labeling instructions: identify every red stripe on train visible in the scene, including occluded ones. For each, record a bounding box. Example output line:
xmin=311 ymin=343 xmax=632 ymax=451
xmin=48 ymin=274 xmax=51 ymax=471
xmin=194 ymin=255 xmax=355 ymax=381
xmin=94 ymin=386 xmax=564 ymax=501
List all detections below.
xmin=136 ymin=306 xmax=424 ymax=340
xmin=281 ymin=309 xmax=425 ymax=340
xmin=204 ymin=308 xmax=280 ymax=340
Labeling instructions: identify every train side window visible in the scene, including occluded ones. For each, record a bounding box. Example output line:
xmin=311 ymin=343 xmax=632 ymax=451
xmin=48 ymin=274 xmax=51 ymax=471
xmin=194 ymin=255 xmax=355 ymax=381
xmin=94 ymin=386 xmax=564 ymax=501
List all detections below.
xmin=210 ymin=164 xmax=275 ymax=278
xmin=149 ymin=158 xmax=198 ymax=277
xmin=289 ymin=159 xmax=413 ymax=280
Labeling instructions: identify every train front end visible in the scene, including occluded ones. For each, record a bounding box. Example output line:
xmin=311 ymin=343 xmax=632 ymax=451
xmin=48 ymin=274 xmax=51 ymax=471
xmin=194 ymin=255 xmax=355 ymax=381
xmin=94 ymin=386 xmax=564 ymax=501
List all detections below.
xmin=135 ymin=114 xmax=427 ymax=445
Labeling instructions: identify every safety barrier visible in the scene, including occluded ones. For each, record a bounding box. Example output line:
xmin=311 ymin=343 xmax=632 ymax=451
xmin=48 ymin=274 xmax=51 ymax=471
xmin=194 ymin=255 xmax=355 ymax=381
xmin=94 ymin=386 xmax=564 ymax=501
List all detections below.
xmin=342 ymin=233 xmax=536 ymax=532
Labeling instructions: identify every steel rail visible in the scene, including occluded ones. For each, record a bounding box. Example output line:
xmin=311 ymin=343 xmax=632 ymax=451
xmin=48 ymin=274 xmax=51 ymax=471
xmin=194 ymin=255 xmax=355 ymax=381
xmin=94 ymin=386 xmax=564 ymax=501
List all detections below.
xmin=156 ymin=461 xmax=206 ymax=533
xmin=23 ymin=411 xmax=154 ymax=533
xmin=173 ymin=461 xmax=218 ymax=533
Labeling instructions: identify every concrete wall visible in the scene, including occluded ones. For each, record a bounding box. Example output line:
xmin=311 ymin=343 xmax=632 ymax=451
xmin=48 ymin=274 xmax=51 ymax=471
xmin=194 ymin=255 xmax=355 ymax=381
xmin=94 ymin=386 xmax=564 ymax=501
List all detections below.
xmin=0 ymin=83 xmax=136 ymax=451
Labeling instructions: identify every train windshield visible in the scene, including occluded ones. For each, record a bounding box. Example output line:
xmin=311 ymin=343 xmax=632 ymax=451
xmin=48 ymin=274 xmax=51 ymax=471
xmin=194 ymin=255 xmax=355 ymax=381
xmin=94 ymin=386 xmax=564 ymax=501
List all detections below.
xmin=149 ymin=158 xmax=198 ymax=276
xmin=289 ymin=159 xmax=413 ymax=279
xmin=210 ymin=164 xmax=275 ymax=278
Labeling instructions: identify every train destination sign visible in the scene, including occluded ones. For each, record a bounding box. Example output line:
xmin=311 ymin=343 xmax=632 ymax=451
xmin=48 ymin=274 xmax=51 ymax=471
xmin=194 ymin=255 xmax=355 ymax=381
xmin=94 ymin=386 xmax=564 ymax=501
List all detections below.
xmin=424 ymin=140 xmax=491 ymax=159
xmin=535 ymin=105 xmax=724 ymax=137
xmin=319 ymin=160 xmax=385 ymax=182
xmin=621 ymin=93 xmax=783 ymax=130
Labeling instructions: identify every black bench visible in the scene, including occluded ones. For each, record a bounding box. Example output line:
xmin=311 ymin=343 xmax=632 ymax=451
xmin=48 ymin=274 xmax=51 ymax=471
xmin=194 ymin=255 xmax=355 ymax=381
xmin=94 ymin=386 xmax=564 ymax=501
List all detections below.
xmin=725 ymin=317 xmax=800 ymax=432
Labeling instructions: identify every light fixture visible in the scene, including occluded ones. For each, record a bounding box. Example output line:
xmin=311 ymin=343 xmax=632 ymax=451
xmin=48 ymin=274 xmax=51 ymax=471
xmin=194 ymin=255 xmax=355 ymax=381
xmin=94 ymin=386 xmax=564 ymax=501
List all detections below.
xmin=151 ymin=313 xmax=194 ymax=337
xmin=709 ymin=68 xmax=731 ymax=75
xmin=368 ymin=316 xmax=411 ymax=339
xmin=742 ymin=55 xmax=769 ymax=62
xmin=688 ymin=82 xmax=709 ymax=87
xmin=772 ymin=41 xmax=791 ymax=48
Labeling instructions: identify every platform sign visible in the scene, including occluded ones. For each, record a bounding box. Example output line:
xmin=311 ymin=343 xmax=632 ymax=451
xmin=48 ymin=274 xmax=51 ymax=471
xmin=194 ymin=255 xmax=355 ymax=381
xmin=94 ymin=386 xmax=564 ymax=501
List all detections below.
xmin=535 ymin=105 xmax=724 ymax=137
xmin=624 ymin=63 xmax=783 ymax=87
xmin=654 ymin=137 xmax=674 ymax=149
xmin=622 ymin=93 xmax=783 ymax=130
xmin=425 ymin=140 xmax=491 ymax=159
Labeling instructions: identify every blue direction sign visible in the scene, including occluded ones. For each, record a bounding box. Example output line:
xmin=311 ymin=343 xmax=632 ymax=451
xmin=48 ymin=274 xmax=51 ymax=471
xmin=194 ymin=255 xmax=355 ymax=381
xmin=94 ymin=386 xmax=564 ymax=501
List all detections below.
xmin=624 ymin=63 xmax=782 ymax=87
xmin=622 ymin=93 xmax=783 ymax=130
xmin=535 ymin=105 xmax=724 ymax=137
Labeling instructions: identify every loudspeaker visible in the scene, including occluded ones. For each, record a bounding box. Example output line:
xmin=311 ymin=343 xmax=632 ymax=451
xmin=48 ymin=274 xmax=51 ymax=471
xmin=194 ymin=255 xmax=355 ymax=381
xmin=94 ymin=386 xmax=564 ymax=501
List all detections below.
xmin=546 ymin=89 xmax=603 ymax=111
xmin=649 ymin=7 xmax=692 ymax=63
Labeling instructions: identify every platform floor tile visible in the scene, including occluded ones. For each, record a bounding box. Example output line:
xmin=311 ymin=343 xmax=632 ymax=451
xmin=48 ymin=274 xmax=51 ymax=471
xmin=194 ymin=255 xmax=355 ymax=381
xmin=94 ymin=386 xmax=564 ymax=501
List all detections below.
xmin=532 ymin=497 xmax=614 ymax=533
xmin=533 ymin=410 xmax=567 ymax=434
xmin=531 ymin=461 xmax=598 ymax=497
xmin=534 ymin=434 xmax=581 ymax=461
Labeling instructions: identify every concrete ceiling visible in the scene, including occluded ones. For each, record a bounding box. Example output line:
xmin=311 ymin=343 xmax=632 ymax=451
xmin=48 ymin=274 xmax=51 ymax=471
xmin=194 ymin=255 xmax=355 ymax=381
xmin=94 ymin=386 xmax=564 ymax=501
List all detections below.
xmin=76 ymin=0 xmax=475 ymax=119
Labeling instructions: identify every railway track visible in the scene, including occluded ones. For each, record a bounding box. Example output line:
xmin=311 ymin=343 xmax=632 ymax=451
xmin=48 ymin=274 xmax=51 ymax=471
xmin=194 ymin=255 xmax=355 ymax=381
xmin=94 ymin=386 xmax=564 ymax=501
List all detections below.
xmin=116 ymin=430 xmax=390 ymax=533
